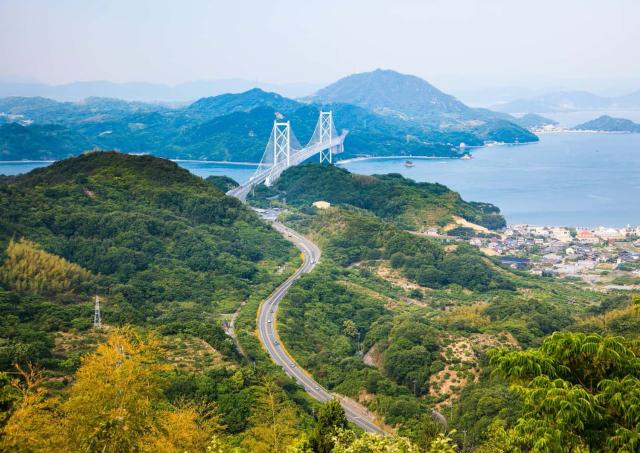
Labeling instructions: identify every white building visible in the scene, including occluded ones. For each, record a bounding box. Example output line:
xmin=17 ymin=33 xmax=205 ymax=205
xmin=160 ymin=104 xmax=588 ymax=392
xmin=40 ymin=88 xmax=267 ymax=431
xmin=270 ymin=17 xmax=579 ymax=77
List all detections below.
xmin=594 ymin=227 xmax=626 ymax=241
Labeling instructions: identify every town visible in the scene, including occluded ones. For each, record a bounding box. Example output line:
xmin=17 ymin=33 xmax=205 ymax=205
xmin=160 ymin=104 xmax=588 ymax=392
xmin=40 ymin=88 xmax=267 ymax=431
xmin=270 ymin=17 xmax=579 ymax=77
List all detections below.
xmin=468 ymin=224 xmax=640 ymax=288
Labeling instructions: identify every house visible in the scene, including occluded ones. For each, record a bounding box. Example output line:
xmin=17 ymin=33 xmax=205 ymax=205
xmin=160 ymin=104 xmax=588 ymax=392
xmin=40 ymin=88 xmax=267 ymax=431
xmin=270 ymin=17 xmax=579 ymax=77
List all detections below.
xmin=594 ymin=227 xmax=626 ymax=241
xmin=551 ymin=227 xmax=572 ymax=242
xmin=576 ymin=229 xmax=599 ymax=244
xmin=542 ymin=253 xmax=563 ymax=264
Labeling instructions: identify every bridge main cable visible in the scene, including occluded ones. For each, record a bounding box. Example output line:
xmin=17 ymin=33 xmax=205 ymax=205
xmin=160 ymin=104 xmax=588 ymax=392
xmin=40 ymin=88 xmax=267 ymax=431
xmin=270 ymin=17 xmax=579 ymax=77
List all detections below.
xmin=226 ymin=110 xmax=347 ymax=200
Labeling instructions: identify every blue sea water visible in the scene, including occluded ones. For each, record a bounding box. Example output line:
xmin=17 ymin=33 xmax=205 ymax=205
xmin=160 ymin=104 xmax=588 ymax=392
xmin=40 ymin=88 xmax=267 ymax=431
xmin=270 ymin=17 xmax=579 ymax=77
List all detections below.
xmin=341 ymin=132 xmax=640 ymax=227
xmin=175 ymin=161 xmax=258 ymax=181
xmin=1 ymin=132 xmax=639 ymax=227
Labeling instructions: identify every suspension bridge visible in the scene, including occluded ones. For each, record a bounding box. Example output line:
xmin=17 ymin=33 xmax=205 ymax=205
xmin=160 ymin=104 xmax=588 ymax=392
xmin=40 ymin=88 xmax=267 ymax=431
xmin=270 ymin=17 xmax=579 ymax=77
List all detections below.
xmin=226 ymin=111 xmax=346 ymax=201
xmin=223 ymin=111 xmax=385 ymax=433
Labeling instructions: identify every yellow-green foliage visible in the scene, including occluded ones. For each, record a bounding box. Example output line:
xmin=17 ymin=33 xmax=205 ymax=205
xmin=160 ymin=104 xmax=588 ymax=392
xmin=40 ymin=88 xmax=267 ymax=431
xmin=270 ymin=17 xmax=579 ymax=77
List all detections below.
xmin=0 ymin=328 xmax=223 ymax=452
xmin=440 ymin=302 xmax=491 ymax=329
xmin=0 ymin=238 xmax=92 ymax=295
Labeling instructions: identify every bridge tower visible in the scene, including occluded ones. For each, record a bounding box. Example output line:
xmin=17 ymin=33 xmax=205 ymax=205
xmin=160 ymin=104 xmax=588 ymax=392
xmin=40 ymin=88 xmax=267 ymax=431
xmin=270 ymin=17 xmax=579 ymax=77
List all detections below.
xmin=266 ymin=121 xmax=291 ymax=186
xmin=319 ymin=111 xmax=333 ymax=164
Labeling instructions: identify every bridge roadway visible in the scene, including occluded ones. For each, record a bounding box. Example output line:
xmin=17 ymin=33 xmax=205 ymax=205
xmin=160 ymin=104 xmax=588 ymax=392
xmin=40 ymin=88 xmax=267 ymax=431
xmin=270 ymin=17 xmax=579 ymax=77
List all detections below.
xmin=226 ymin=133 xmax=347 ymax=201
xmin=257 ymin=221 xmax=385 ymax=435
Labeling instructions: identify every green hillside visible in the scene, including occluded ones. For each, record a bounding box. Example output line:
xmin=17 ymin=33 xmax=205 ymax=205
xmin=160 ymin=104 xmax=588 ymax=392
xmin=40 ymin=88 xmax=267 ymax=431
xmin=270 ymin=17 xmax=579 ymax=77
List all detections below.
xmin=271 ymin=180 xmax=614 ymax=445
xmin=251 ymin=164 xmax=506 ymax=231
xmin=0 ymin=82 xmax=537 ymax=162
xmin=311 ymin=69 xmax=472 ymax=119
xmin=573 ymin=114 xmax=640 ymax=132
xmin=0 ymin=151 xmax=297 ymax=368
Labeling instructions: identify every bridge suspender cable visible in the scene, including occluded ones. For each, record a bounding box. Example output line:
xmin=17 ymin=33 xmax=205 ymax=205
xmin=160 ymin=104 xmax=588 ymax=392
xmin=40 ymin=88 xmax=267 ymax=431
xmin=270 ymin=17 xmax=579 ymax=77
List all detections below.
xmin=226 ymin=110 xmax=347 ymax=200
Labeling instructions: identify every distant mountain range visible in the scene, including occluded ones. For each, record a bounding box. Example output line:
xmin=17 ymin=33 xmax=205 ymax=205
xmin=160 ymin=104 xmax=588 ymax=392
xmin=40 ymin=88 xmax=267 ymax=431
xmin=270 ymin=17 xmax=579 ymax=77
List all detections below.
xmin=0 ymin=70 xmax=538 ymax=162
xmin=493 ymin=89 xmax=640 ymax=113
xmin=0 ymin=78 xmax=320 ymax=102
xmin=572 ymin=115 xmax=640 ymax=133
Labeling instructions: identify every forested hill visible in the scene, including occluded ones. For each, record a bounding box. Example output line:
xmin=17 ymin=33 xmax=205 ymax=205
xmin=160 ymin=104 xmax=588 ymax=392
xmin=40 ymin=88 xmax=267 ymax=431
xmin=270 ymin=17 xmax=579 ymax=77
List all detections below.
xmin=252 ymin=163 xmax=506 ymax=231
xmin=0 ymin=151 xmax=297 ymax=366
xmin=572 ymin=115 xmax=640 ymax=132
xmin=0 ymin=76 xmax=537 ymax=162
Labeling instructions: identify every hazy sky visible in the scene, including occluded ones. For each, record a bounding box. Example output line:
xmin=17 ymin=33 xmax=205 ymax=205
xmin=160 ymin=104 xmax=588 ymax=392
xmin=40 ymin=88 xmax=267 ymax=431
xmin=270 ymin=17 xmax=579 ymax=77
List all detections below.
xmin=1 ymin=0 xmax=639 ymax=92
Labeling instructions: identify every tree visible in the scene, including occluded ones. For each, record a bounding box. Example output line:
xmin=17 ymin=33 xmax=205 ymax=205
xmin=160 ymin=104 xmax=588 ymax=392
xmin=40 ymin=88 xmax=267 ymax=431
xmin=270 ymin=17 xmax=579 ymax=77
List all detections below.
xmin=309 ymin=399 xmax=348 ymax=453
xmin=61 ymin=327 xmax=170 ymax=451
xmin=331 ymin=427 xmax=423 ymax=452
xmin=242 ymin=379 xmax=299 ymax=453
xmin=0 ymin=372 xmax=16 ymax=430
xmin=343 ymin=320 xmax=358 ymax=339
xmin=0 ymin=329 xmax=222 ymax=452
xmin=486 ymin=331 xmax=640 ymax=452
xmin=0 ymin=364 xmax=66 ymax=452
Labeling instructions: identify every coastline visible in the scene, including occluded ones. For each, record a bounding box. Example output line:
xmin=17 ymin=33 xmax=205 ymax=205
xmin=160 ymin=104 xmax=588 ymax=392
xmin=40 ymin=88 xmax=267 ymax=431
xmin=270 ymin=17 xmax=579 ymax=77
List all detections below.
xmin=534 ymin=129 xmax=636 ymax=135
xmin=335 ymin=140 xmax=538 ymax=164
xmin=336 ymin=155 xmax=459 ymax=164
xmin=171 ymin=159 xmax=259 ymax=166
xmin=0 ymin=158 xmax=260 ymax=166
xmin=0 ymin=160 xmax=56 ymax=163
xmin=1 ymin=139 xmax=540 ymax=166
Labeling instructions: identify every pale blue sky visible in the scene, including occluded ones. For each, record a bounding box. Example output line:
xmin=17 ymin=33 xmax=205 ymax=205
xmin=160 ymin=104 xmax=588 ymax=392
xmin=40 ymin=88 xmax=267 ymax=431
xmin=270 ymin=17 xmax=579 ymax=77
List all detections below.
xmin=1 ymin=0 xmax=639 ymax=92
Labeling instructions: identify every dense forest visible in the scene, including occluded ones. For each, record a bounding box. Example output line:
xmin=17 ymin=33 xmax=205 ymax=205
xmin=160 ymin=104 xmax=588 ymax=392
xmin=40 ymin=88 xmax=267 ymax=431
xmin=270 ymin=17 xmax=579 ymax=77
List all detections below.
xmin=0 ymin=83 xmax=537 ymax=162
xmin=252 ymin=163 xmax=640 ymax=450
xmin=251 ymin=164 xmax=507 ymax=231
xmin=0 ymin=152 xmax=466 ymax=451
xmin=1 ymin=155 xmax=639 ymax=451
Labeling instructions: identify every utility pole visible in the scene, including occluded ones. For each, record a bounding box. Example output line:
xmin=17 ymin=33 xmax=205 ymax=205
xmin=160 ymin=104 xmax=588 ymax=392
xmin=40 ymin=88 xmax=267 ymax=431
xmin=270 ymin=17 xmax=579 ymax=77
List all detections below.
xmin=93 ymin=295 xmax=102 ymax=329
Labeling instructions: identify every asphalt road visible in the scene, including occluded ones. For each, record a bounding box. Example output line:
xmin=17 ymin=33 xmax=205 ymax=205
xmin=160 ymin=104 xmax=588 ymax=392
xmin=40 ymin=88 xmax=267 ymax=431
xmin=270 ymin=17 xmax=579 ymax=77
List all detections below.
xmin=257 ymin=221 xmax=386 ymax=435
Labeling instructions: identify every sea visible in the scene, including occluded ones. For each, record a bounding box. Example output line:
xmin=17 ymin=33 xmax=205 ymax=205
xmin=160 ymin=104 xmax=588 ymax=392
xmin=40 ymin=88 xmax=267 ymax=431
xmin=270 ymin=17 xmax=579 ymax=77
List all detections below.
xmin=2 ymin=129 xmax=639 ymax=228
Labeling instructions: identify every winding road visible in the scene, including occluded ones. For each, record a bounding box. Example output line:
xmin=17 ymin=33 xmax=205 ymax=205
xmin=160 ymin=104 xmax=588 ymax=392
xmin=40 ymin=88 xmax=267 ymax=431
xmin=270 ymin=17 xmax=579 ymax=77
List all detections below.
xmin=257 ymin=221 xmax=385 ymax=434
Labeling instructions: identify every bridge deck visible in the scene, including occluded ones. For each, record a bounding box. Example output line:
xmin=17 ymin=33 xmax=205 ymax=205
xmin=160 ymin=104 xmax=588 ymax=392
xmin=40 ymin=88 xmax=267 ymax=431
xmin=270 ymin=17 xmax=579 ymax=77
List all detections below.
xmin=227 ymin=133 xmax=346 ymax=201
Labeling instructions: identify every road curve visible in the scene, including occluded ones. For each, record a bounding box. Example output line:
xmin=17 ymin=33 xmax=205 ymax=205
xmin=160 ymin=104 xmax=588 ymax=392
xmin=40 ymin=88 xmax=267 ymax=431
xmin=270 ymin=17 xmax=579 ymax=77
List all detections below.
xmin=257 ymin=221 xmax=385 ymax=435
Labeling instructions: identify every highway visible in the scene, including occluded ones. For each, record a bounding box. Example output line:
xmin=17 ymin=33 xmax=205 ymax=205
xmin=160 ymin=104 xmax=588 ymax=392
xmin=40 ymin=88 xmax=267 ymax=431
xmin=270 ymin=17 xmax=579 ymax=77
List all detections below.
xmin=257 ymin=221 xmax=386 ymax=435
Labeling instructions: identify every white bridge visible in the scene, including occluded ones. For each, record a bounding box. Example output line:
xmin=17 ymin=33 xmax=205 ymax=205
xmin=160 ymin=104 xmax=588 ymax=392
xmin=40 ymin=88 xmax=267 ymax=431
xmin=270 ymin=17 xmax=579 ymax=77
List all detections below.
xmin=227 ymin=111 xmax=346 ymax=201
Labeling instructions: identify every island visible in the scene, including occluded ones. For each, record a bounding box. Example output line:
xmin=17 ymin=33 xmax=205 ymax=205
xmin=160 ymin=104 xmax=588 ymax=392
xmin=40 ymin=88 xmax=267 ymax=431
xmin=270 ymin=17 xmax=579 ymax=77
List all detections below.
xmin=572 ymin=115 xmax=640 ymax=133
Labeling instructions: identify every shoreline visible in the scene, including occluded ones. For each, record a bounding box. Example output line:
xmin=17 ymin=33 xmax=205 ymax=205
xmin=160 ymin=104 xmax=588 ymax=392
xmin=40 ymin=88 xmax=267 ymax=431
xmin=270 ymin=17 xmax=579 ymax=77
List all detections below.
xmin=508 ymin=223 xmax=639 ymax=230
xmin=336 ymin=155 xmax=459 ymax=164
xmin=171 ymin=159 xmax=258 ymax=166
xmin=534 ymin=129 xmax=637 ymax=135
xmin=0 ymin=160 xmax=56 ymax=163
xmin=0 ymin=159 xmax=261 ymax=166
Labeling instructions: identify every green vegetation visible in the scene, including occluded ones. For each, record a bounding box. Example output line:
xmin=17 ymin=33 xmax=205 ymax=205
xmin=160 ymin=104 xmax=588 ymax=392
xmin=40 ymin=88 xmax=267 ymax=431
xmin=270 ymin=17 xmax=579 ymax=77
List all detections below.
xmin=1 ymin=154 xmax=638 ymax=451
xmin=0 ymin=152 xmax=299 ymax=372
xmin=252 ymin=164 xmax=506 ymax=231
xmin=310 ymin=69 xmax=538 ymax=145
xmin=3 ymin=153 xmax=459 ymax=451
xmin=0 ymin=81 xmax=536 ymax=162
xmin=0 ymin=238 xmax=93 ymax=298
xmin=485 ymin=331 xmax=640 ymax=452
xmin=277 ymin=199 xmax=512 ymax=292
xmin=250 ymin=163 xmax=636 ymax=448
xmin=0 ymin=328 xmax=453 ymax=452
xmin=573 ymin=114 xmax=640 ymax=132
xmin=206 ymin=175 xmax=239 ymax=192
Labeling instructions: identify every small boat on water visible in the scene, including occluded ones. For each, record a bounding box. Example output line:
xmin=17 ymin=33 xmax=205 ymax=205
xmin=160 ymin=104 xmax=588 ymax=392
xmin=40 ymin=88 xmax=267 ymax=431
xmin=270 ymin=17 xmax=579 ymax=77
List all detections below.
xmin=404 ymin=160 xmax=415 ymax=167
xmin=461 ymin=154 xmax=473 ymax=160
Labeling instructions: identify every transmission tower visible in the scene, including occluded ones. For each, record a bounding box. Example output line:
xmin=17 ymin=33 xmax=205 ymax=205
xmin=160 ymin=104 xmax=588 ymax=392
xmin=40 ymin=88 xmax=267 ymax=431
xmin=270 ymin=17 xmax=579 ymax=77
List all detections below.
xmin=93 ymin=295 xmax=102 ymax=329
xmin=319 ymin=111 xmax=333 ymax=164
